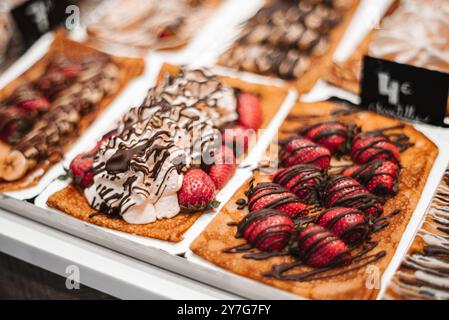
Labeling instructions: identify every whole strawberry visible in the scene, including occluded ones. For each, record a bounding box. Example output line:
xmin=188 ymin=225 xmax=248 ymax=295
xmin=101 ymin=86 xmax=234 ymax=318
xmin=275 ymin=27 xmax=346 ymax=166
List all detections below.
xmin=70 ymin=153 xmax=94 ymax=189
xmin=208 ymin=145 xmax=237 ymax=189
xmin=246 ymin=182 xmax=309 ymax=219
xmin=272 ymin=164 xmax=324 ymax=204
xmin=237 ymin=92 xmax=262 ymax=130
xmin=222 ymin=125 xmax=253 ymax=155
xmin=236 ymin=209 xmax=295 ymax=252
xmin=299 ymin=121 xmax=351 ymax=154
xmin=315 ymin=207 xmax=369 ymax=245
xmin=295 ymin=224 xmax=351 ymax=268
xmin=343 ymin=160 xmax=400 ymax=196
xmin=323 ymin=175 xmax=384 ymax=217
xmin=69 ymin=131 xmax=117 ymax=189
xmin=280 ymin=137 xmax=331 ymax=170
xmin=351 ymin=133 xmax=400 ymax=164
xmin=178 ymin=169 xmax=219 ymax=213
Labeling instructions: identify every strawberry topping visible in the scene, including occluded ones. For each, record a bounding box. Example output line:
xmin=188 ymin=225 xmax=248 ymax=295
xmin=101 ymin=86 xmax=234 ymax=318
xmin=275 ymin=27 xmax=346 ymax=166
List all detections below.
xmin=236 ymin=209 xmax=295 ymax=252
xmin=280 ymin=137 xmax=331 ymax=170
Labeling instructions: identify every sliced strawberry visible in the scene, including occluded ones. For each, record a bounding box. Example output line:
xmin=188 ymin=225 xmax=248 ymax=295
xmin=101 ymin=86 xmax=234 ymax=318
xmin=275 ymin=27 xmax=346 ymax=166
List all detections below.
xmin=343 ymin=160 xmax=400 ymax=196
xmin=272 ymin=164 xmax=324 ymax=204
xmin=70 ymin=153 xmax=94 ymax=189
xmin=237 ymin=92 xmax=262 ymax=130
xmin=178 ymin=169 xmax=219 ymax=213
xmin=280 ymin=137 xmax=331 ymax=170
xmin=323 ymin=175 xmax=384 ymax=217
xmin=236 ymin=209 xmax=295 ymax=252
xmin=315 ymin=207 xmax=369 ymax=245
xmin=295 ymin=224 xmax=351 ymax=268
xmin=299 ymin=121 xmax=351 ymax=154
xmin=351 ymin=133 xmax=400 ymax=164
xmin=247 ymin=182 xmax=308 ymax=219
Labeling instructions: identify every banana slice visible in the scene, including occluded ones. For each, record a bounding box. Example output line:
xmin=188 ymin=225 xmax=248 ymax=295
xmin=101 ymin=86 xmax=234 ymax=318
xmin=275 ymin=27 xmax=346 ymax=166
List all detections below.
xmin=0 ymin=150 xmax=28 ymax=182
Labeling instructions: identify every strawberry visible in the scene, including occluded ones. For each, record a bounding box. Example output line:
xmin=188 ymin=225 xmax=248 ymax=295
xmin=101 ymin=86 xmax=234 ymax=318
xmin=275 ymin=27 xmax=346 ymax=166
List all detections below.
xmin=323 ymin=175 xmax=384 ymax=217
xmin=10 ymin=84 xmax=50 ymax=112
xmin=246 ymin=182 xmax=308 ymax=219
xmin=0 ymin=107 xmax=32 ymax=144
xmin=272 ymin=164 xmax=324 ymax=204
xmin=295 ymin=224 xmax=350 ymax=268
xmin=315 ymin=207 xmax=369 ymax=245
xmin=236 ymin=209 xmax=295 ymax=252
xmin=70 ymin=153 xmax=94 ymax=189
xmin=237 ymin=92 xmax=262 ymax=130
xmin=351 ymin=133 xmax=400 ymax=164
xmin=222 ymin=125 xmax=253 ymax=154
xmin=343 ymin=160 xmax=400 ymax=196
xmin=208 ymin=145 xmax=237 ymax=189
xmin=178 ymin=169 xmax=219 ymax=213
xmin=280 ymin=137 xmax=331 ymax=170
xmin=299 ymin=121 xmax=351 ymax=154
xmin=37 ymin=57 xmax=82 ymax=99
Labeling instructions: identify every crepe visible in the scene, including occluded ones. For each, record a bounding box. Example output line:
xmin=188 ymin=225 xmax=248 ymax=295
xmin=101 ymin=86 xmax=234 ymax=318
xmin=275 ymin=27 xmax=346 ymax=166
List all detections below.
xmin=190 ymin=100 xmax=438 ymax=299
xmin=218 ymin=0 xmax=360 ymax=94
xmin=86 ymin=0 xmax=221 ymax=54
xmin=0 ymin=33 xmax=144 ymax=192
xmin=385 ymin=165 xmax=449 ymax=300
xmin=46 ymin=65 xmax=290 ymax=242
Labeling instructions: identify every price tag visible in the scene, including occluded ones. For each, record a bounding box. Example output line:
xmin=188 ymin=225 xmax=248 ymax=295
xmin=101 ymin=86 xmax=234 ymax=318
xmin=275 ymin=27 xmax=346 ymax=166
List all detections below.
xmin=11 ymin=0 xmax=73 ymax=47
xmin=360 ymin=56 xmax=449 ymax=127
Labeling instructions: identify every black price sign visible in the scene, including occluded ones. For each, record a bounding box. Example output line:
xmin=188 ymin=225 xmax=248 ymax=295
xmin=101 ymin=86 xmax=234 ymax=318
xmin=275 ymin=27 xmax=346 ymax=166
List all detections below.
xmin=360 ymin=56 xmax=449 ymax=127
xmin=11 ymin=0 xmax=74 ymax=47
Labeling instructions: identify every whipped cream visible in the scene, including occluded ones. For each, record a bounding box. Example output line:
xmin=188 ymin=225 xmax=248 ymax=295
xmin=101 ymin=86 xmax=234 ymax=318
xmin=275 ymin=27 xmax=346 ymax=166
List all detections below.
xmin=85 ymin=95 xmax=221 ymax=224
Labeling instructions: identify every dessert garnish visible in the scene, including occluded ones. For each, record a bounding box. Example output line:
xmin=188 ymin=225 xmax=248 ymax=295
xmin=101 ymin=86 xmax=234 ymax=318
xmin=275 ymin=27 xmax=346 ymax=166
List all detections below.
xmin=272 ymin=164 xmax=324 ymax=204
xmin=280 ymin=137 xmax=331 ymax=170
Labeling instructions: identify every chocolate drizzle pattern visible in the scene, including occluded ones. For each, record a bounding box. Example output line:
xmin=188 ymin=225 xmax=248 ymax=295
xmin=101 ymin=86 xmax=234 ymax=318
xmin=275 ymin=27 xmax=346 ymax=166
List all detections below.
xmin=385 ymin=168 xmax=449 ymax=300
xmin=272 ymin=164 xmax=324 ymax=204
xmin=219 ymin=0 xmax=353 ymax=80
xmin=84 ymin=67 xmax=237 ymax=218
xmin=323 ymin=175 xmax=383 ymax=217
xmin=246 ymin=182 xmax=308 ymax=217
xmin=86 ymin=101 xmax=220 ymax=217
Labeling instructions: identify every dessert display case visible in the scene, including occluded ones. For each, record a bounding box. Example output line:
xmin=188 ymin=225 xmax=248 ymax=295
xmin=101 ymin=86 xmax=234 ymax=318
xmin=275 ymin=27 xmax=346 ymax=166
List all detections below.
xmin=0 ymin=0 xmax=448 ymax=300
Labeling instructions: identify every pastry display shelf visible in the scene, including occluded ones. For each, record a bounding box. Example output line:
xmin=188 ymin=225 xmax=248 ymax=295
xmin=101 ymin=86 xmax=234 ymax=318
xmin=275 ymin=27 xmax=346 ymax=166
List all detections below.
xmin=0 ymin=205 xmax=240 ymax=300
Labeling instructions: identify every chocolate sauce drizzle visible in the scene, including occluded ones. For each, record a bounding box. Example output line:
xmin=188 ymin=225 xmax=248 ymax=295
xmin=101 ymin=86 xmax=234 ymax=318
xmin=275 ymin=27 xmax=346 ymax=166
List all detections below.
xmin=385 ymin=169 xmax=449 ymax=299
xmin=246 ymin=182 xmax=308 ymax=218
xmin=85 ymin=67 xmax=240 ymax=217
xmin=323 ymin=175 xmax=383 ymax=217
xmin=347 ymin=159 xmax=400 ymax=196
